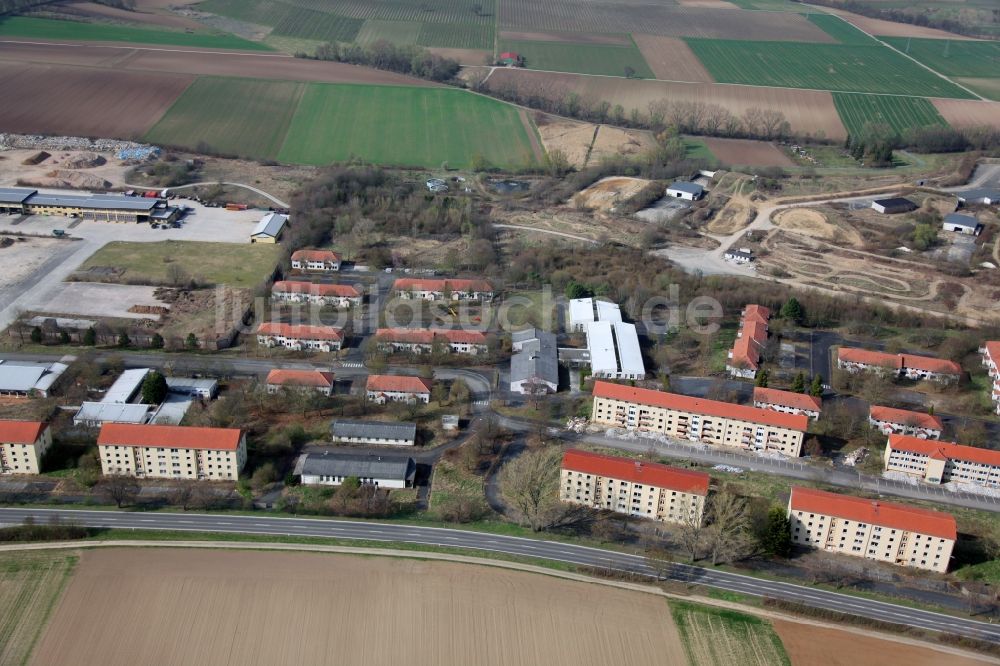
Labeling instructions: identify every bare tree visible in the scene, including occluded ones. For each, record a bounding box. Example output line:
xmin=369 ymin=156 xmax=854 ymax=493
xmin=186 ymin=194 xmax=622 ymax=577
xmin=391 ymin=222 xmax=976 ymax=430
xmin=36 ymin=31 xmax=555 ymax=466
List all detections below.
xmin=172 ymin=480 xmax=197 ymax=511
xmin=101 ymin=474 xmax=140 ymax=508
xmin=705 ymin=491 xmax=752 ymax=566
xmin=499 ymin=446 xmax=564 ymax=531
xmin=675 ymin=504 xmax=706 ymax=562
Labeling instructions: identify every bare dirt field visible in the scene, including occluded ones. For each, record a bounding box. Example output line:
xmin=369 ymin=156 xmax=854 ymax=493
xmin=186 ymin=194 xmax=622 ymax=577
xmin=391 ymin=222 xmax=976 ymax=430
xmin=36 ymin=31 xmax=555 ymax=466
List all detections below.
xmin=0 ymin=237 xmax=72 ymax=289
xmin=702 ymin=138 xmax=794 ymax=167
xmin=500 ymin=31 xmax=632 ymax=45
xmin=534 ymin=117 xmax=655 ymax=167
xmin=31 ymin=548 xmax=690 ymax=666
xmin=828 ymin=8 xmax=978 ymax=39
xmin=487 ymin=69 xmax=847 ymax=140
xmin=933 ymin=99 xmax=1000 ymax=129
xmin=590 ymin=125 xmax=657 ymax=163
xmin=426 ymin=47 xmax=491 ymax=64
xmin=0 ymin=63 xmax=192 ymax=139
xmin=39 ymin=282 xmax=168 ymax=320
xmin=632 ymin=34 xmax=713 ymax=82
xmin=576 ymin=176 xmax=651 ymax=211
xmin=771 ymin=619 xmax=995 ymax=666
xmin=772 ymin=207 xmax=864 ymax=246
xmin=707 ymin=199 xmax=755 ymax=234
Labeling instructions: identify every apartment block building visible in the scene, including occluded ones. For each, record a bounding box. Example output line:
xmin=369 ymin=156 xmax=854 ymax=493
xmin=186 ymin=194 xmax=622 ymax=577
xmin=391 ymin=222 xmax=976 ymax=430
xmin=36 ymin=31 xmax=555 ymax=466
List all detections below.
xmin=0 ymin=420 xmax=51 ymax=475
xmin=256 ymin=322 xmax=344 ymax=352
xmin=290 ymin=249 xmax=341 ymax=272
xmin=788 ymin=486 xmax=956 ymax=573
xmin=97 ymin=423 xmax=247 ymax=481
xmin=375 ymin=328 xmax=488 ymax=355
xmin=392 ymin=278 xmax=494 ymax=301
xmin=753 ymin=387 xmax=821 ymax=419
xmin=560 ymin=449 xmax=709 ymax=525
xmin=884 ymin=434 xmax=1000 ymax=487
xmin=869 ymin=405 xmax=942 ymax=439
xmin=837 ymin=348 xmax=961 ymax=384
xmin=979 ymin=341 xmax=1000 ymax=415
xmin=727 ymin=304 xmax=770 ymax=379
xmin=591 ymin=380 xmax=808 ymax=456
xmin=366 ymin=374 xmax=433 ymax=404
xmin=271 ymin=281 xmax=361 ymax=308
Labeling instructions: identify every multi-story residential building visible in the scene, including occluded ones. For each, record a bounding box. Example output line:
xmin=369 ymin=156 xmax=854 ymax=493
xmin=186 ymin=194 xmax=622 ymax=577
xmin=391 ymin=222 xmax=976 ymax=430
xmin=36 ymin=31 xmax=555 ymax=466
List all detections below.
xmin=392 ymin=278 xmax=494 ymax=301
xmin=979 ymin=341 xmax=1000 ymax=415
xmin=788 ymin=486 xmax=956 ymax=573
xmin=366 ymin=375 xmax=433 ymax=404
xmin=266 ymin=369 xmax=335 ymax=396
xmin=837 ymin=348 xmax=962 ymax=384
xmin=97 ymin=423 xmax=247 ymax=481
xmin=374 ymin=328 xmax=488 ymax=355
xmin=271 ymin=281 xmax=361 ymax=308
xmin=753 ymin=387 xmax=821 ymax=419
xmin=0 ymin=421 xmax=51 ymax=475
xmin=869 ymin=406 xmax=942 ymax=439
xmin=591 ymin=380 xmax=808 ymax=456
xmin=727 ymin=304 xmax=770 ymax=379
xmin=883 ymin=434 xmax=1000 ymax=487
xmin=560 ymin=449 xmax=709 ymax=524
xmin=256 ymin=323 xmax=344 ymax=352
xmin=290 ymin=249 xmax=341 ymax=272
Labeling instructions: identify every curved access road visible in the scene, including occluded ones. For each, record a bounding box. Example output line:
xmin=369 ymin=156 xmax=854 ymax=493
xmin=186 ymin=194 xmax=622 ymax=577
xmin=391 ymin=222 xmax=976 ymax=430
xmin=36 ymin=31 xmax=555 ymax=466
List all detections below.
xmin=125 ymin=182 xmax=290 ymax=209
xmin=3 ymin=507 xmax=998 ymax=644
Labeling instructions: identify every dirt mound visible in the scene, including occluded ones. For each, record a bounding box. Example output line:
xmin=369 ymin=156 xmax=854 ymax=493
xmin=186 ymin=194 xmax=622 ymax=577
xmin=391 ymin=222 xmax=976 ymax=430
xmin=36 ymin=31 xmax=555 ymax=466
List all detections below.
xmin=772 ymin=207 xmax=865 ymax=247
xmin=707 ymin=200 xmax=755 ymax=234
xmin=575 ymin=176 xmax=651 ymax=212
xmin=21 ymin=150 xmax=50 ymax=165
xmin=35 ymin=170 xmax=112 ymax=189
xmin=62 ymin=152 xmax=107 ymax=169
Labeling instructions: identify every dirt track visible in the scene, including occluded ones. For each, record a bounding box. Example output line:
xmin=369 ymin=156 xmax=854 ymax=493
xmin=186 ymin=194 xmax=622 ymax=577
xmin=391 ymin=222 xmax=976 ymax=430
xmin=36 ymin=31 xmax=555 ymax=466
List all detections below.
xmin=31 ymin=548 xmax=689 ymax=666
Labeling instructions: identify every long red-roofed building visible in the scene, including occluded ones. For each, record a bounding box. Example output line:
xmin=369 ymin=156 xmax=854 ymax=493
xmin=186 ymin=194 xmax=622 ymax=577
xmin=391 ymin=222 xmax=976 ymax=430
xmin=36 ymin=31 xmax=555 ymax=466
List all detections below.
xmin=788 ymin=486 xmax=956 ymax=572
xmin=366 ymin=374 xmax=433 ymax=404
xmin=837 ymin=347 xmax=961 ymax=384
xmin=256 ymin=322 xmax=344 ymax=352
xmin=979 ymin=341 xmax=1000 ymax=414
xmin=266 ymin=369 xmax=335 ymax=396
xmin=291 ymin=249 xmax=341 ymax=272
xmin=591 ymin=380 xmax=808 ymax=457
xmin=375 ymin=328 xmax=488 ymax=355
xmin=753 ymin=387 xmax=822 ymax=419
xmin=727 ymin=304 xmax=770 ymax=379
xmin=884 ymin=433 xmax=1000 ymax=487
xmin=392 ymin=278 xmax=494 ymax=301
xmin=869 ymin=405 xmax=942 ymax=439
xmin=0 ymin=420 xmax=51 ymax=475
xmin=271 ymin=281 xmax=361 ymax=308
xmin=97 ymin=423 xmax=246 ymax=481
xmin=560 ymin=449 xmax=710 ymax=525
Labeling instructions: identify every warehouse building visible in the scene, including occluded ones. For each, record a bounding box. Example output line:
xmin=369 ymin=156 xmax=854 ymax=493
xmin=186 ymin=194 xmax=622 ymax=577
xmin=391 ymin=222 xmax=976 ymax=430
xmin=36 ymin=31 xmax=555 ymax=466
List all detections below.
xmin=97 ymin=423 xmax=246 ymax=480
xmin=884 ymin=434 xmax=1000 ymax=487
xmin=73 ymin=402 xmax=150 ymax=428
xmin=0 ymin=187 xmax=179 ymax=223
xmin=870 ymin=197 xmax=917 ymax=214
xmin=295 ymin=452 xmax=415 ymax=488
xmin=564 ymin=298 xmax=645 ymax=380
xmin=666 ymin=182 xmax=704 ymax=201
xmin=165 ymin=377 xmax=218 ymax=400
xmin=0 ymin=420 xmax=52 ymax=475
xmin=0 ymin=360 xmax=68 ymax=398
xmin=330 ymin=419 xmax=417 ymax=446
xmin=942 ymin=213 xmax=982 ymax=236
xmin=250 ymin=212 xmax=287 ymax=243
xmin=510 ymin=328 xmax=559 ymax=395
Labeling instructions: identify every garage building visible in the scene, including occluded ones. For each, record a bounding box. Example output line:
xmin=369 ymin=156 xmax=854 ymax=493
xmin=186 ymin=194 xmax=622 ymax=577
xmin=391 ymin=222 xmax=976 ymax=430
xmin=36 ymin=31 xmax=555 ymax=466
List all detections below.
xmin=0 ymin=187 xmax=178 ymax=223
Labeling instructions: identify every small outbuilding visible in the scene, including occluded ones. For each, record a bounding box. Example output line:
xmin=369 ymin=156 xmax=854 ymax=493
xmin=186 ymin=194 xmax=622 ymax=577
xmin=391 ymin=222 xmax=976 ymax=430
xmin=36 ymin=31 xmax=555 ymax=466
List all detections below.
xmin=942 ymin=213 xmax=982 ymax=236
xmin=294 ymin=452 xmax=415 ymax=488
xmin=724 ymin=249 xmax=754 ymax=264
xmin=499 ymin=51 xmax=521 ymax=66
xmin=667 ymin=181 xmax=704 ymax=201
xmin=871 ymin=197 xmax=917 ymax=214
xmin=250 ymin=212 xmax=287 ymax=243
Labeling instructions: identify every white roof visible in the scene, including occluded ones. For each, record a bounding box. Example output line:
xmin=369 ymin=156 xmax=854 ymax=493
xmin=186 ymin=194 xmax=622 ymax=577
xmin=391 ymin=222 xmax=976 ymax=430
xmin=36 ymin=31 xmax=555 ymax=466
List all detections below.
xmin=103 ymin=368 xmax=151 ymax=404
xmin=613 ymin=322 xmax=644 ymax=377
xmin=252 ymin=212 xmax=287 ymax=238
xmin=595 ymin=300 xmax=622 ymax=323
xmin=587 ymin=321 xmax=618 ymax=375
xmin=147 ymin=394 xmax=193 ymax=425
xmin=568 ymin=298 xmax=595 ymax=326
xmin=165 ymin=377 xmax=218 ymax=393
xmin=0 ymin=364 xmax=46 ymax=392
xmin=33 ymin=362 xmax=68 ymax=393
xmin=74 ymin=402 xmax=149 ymax=425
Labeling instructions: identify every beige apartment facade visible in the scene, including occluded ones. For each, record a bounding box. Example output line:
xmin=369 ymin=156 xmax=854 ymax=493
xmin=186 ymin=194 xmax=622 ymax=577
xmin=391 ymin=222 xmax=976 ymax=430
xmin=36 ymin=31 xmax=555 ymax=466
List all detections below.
xmin=560 ymin=449 xmax=709 ymax=524
xmin=788 ymin=487 xmax=956 ymax=573
xmin=0 ymin=421 xmax=52 ymax=475
xmin=591 ymin=381 xmax=808 ymax=457
xmin=98 ymin=423 xmax=246 ymax=481
xmin=884 ymin=434 xmax=1000 ymax=487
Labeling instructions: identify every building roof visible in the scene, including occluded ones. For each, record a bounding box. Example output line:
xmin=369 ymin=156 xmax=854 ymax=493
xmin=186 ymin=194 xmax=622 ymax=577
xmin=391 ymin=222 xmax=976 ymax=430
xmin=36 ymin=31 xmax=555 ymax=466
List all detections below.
xmin=983 ymin=341 xmax=1000 ymax=362
xmin=392 ymin=278 xmax=494 ymax=293
xmin=900 ymin=354 xmax=962 ymax=375
xmin=870 ymin=406 xmax=942 ymax=431
xmin=74 ymin=402 xmax=150 ymax=425
xmin=613 ymin=322 xmax=645 ymax=377
xmin=291 ymin=249 xmax=340 ymax=263
xmin=562 ymin=449 xmax=709 ymax=495
xmin=0 ymin=364 xmax=46 ymax=392
xmin=27 ymin=192 xmax=157 ymax=211
xmin=568 ymin=298 xmax=595 ymax=325
xmin=103 ymin=368 xmax=151 ymax=404
xmin=0 ymin=420 xmax=47 ymax=444
xmin=593 ymin=380 xmax=808 ymax=431
xmin=790 ymin=486 xmax=956 ymax=541
xmin=165 ymin=377 xmax=218 ymax=393
xmin=511 ymin=329 xmax=559 ymax=386
xmin=296 ymin=452 xmax=414 ymax=482
xmin=944 ymin=213 xmax=980 ymax=228
xmin=266 ymin=369 xmax=334 ymax=388
xmin=743 ymin=303 xmax=771 ymax=322
xmin=668 ymin=181 xmax=704 ymax=195
xmin=957 ymin=188 xmax=1000 ymax=202
xmin=872 ymin=197 xmax=916 ymax=209
xmin=375 ymin=327 xmax=487 ymax=345
xmin=366 ymin=374 xmax=433 ymax=394
xmin=97 ymin=423 xmax=243 ymax=451
xmin=753 ymin=387 xmax=821 ymax=412
xmin=888 ymin=433 xmax=1000 ymax=468
xmin=272 ymin=281 xmax=360 ymax=298
xmin=499 ymin=51 xmax=519 ymax=59
xmin=252 ymin=212 xmax=287 ymax=237
xmin=730 ymin=304 xmax=770 ymax=371
xmin=725 ymin=250 xmax=753 ymax=259
xmin=256 ymin=322 xmax=343 ymax=341
xmin=330 ymin=419 xmax=417 ymax=441
xmin=838 ymin=347 xmax=901 ymax=369
xmin=587 ymin=321 xmax=618 ymax=374
xmin=596 ymin=300 xmax=622 ymax=323
xmin=0 ymin=187 xmax=37 ymax=204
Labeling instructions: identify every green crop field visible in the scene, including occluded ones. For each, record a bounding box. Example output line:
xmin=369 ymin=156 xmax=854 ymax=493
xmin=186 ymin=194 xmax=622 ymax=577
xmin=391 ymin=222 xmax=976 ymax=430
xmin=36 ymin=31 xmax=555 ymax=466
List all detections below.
xmin=0 ymin=16 xmax=272 ymax=50
xmin=0 ymin=551 xmax=76 ymax=666
xmin=287 ymin=0 xmax=496 ymax=25
xmin=499 ymin=39 xmax=655 ymax=78
xmin=278 ymin=83 xmax=540 ymax=168
xmin=685 ymin=39 xmax=975 ymax=97
xmin=807 ymin=13 xmax=877 ymax=44
xmin=881 ymin=37 xmax=1000 ymax=77
xmin=671 ymin=601 xmax=790 ymax=666
xmin=833 ymin=92 xmax=947 ymax=136
xmin=417 ymin=22 xmax=493 ymax=49
xmin=356 ymin=19 xmax=421 ymax=45
xmin=145 ymin=77 xmax=305 ymax=160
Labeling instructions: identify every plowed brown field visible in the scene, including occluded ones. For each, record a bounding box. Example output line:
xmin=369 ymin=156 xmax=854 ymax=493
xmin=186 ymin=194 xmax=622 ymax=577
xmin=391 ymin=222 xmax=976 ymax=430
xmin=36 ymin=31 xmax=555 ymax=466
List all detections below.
xmin=703 ymin=137 xmax=794 ymax=166
xmin=487 ymin=69 xmax=847 ymax=139
xmin=58 ymin=1 xmax=205 ymax=30
xmin=828 ymin=8 xmax=978 ymax=40
xmin=933 ymin=99 xmax=1000 ymax=129
xmin=31 ymin=548 xmax=689 ymax=666
xmin=0 ymin=63 xmax=192 ymax=138
xmin=632 ymin=34 xmax=713 ymax=82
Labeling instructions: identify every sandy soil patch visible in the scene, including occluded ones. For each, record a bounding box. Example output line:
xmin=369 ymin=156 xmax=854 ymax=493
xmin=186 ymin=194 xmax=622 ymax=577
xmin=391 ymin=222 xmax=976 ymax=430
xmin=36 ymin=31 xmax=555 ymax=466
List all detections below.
xmin=0 ymin=238 xmax=71 ymax=288
xmin=703 ymin=138 xmax=794 ymax=167
xmin=487 ymin=69 xmax=847 ymax=140
xmin=426 ymin=47 xmax=491 ymax=65
xmin=771 ymin=619 xmax=994 ymax=666
xmin=37 ymin=282 xmax=168 ymax=320
xmin=707 ymin=200 xmax=755 ymax=235
xmin=32 ymin=548 xmax=689 ymax=666
xmin=500 ymin=31 xmax=632 ymax=45
xmin=536 ymin=118 xmax=595 ymax=167
xmin=589 ymin=125 xmax=657 ymax=164
xmin=772 ymin=207 xmax=866 ymax=245
xmin=632 ymin=34 xmax=713 ymax=82
xmin=576 ymin=176 xmax=651 ymax=211
xmin=828 ymin=8 xmax=978 ymax=40
xmin=932 ymin=99 xmax=1000 ymax=129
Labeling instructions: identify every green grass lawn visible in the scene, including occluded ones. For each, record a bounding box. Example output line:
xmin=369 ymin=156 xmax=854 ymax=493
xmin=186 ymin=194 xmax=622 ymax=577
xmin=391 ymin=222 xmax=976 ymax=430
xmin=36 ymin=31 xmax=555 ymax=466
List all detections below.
xmin=684 ymin=38 xmax=975 ymax=97
xmin=81 ymin=240 xmax=283 ymax=288
xmin=145 ymin=77 xmax=305 ymax=160
xmin=670 ymin=600 xmax=790 ymax=666
xmin=0 ymin=551 xmax=76 ymax=666
xmin=807 ymin=13 xmax=878 ymax=45
xmin=833 ymin=92 xmax=948 ymax=136
xmin=684 ymin=137 xmax=715 ymax=162
xmin=499 ymin=38 xmax=655 ymax=78
xmin=0 ymin=16 xmax=272 ymax=50
xmin=277 ymin=83 xmax=541 ymax=169
xmin=881 ymin=36 xmax=1000 ymax=77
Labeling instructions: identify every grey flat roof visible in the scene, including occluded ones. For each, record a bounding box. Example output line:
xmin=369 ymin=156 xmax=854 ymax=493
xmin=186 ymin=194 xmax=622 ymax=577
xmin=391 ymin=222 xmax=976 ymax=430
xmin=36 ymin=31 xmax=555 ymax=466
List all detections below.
xmin=511 ymin=329 xmax=559 ymax=385
xmin=0 ymin=365 xmax=46 ymax=392
xmin=0 ymin=187 xmax=37 ymax=204
xmin=74 ymin=401 xmax=149 ymax=424
xmin=103 ymin=368 xmax=150 ymax=404
xmin=166 ymin=377 xmax=218 ymax=392
xmin=872 ymin=197 xmax=916 ymax=207
xmin=296 ymin=452 xmax=415 ymax=481
xmin=26 ymin=193 xmax=157 ymax=211
xmin=668 ymin=181 xmax=704 ymax=195
xmin=944 ymin=213 xmax=980 ymax=228
xmin=252 ymin=212 xmax=287 ymax=237
xmin=331 ymin=419 xmax=417 ymax=441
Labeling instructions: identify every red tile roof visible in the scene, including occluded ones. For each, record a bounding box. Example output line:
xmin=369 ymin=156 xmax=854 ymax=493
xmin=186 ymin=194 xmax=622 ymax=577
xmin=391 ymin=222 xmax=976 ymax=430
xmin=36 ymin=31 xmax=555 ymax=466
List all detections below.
xmin=375 ymin=328 xmax=487 ymax=345
xmin=888 ymin=434 xmax=1000 ymax=468
xmin=743 ymin=303 xmax=771 ymax=323
xmin=366 ymin=374 xmax=433 ymax=394
xmin=291 ymin=249 xmax=340 ymax=264
xmin=838 ymin=347 xmax=901 ymax=368
xmin=0 ymin=420 xmax=47 ymax=444
xmin=256 ymin=322 xmax=343 ymax=341
xmin=393 ymin=278 xmax=493 ymax=293
xmin=272 ymin=281 xmax=360 ymax=298
xmin=869 ymin=406 xmax=942 ymax=431
xmin=790 ymin=486 xmax=956 ymax=541
xmin=983 ymin=341 xmax=1000 ymax=362
xmin=900 ymin=354 xmax=962 ymax=375
xmin=562 ymin=449 xmax=709 ymax=495
xmin=266 ymin=369 xmax=334 ymax=388
xmin=98 ymin=423 xmax=243 ymax=451
xmin=593 ymin=381 xmax=808 ymax=431
xmin=729 ymin=304 xmax=770 ymax=371
xmin=753 ymin=387 xmax=821 ymax=412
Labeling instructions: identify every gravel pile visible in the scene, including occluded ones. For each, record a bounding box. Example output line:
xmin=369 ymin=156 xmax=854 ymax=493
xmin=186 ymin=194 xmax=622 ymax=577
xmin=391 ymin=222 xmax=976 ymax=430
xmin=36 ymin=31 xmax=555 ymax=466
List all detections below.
xmin=0 ymin=133 xmax=157 ymax=155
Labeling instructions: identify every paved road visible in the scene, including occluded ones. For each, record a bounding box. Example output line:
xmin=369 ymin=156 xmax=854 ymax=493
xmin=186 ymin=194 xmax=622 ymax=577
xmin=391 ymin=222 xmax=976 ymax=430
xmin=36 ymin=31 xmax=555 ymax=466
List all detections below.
xmin=3 ymin=506 xmax=998 ymax=643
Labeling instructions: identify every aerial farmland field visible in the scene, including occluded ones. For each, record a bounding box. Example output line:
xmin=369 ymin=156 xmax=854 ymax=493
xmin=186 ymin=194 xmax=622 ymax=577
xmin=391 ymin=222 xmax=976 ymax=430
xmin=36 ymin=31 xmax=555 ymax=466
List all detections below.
xmin=833 ymin=93 xmax=947 ymax=136
xmin=671 ymin=600 xmax=790 ymax=666
xmin=880 ymin=37 xmax=1000 ymax=77
xmin=807 ymin=13 xmax=878 ymax=44
xmin=499 ymin=38 xmax=656 ymax=78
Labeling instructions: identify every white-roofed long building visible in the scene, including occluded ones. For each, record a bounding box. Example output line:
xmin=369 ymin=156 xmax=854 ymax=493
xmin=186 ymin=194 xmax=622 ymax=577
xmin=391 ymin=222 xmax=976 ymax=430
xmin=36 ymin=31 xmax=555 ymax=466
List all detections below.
xmin=564 ymin=298 xmax=645 ymax=380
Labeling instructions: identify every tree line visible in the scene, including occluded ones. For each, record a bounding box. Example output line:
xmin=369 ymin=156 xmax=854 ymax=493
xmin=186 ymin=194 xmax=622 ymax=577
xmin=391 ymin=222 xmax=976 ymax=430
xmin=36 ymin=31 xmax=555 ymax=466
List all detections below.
xmin=797 ymin=0 xmax=994 ymax=39
xmin=299 ymin=41 xmax=461 ymax=83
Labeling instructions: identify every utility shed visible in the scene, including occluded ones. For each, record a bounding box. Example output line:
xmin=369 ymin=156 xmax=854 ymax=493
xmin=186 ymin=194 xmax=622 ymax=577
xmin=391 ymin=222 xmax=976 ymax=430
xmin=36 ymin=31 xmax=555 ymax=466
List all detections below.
xmin=667 ymin=182 xmax=704 ymax=201
xmin=871 ymin=197 xmax=917 ymax=214
xmin=295 ymin=452 xmax=415 ymax=488
xmin=250 ymin=212 xmax=287 ymax=243
xmin=942 ymin=213 xmax=982 ymax=236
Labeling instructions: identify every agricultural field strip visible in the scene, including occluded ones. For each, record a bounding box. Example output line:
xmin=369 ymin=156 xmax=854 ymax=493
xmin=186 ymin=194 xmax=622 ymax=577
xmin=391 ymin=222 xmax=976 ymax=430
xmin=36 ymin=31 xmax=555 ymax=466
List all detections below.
xmin=879 ymin=36 xmax=1000 ymax=78
xmin=498 ymin=38 xmax=655 ymax=78
xmin=833 ymin=92 xmax=948 ymax=136
xmin=0 ymin=38 xmax=294 ymax=58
